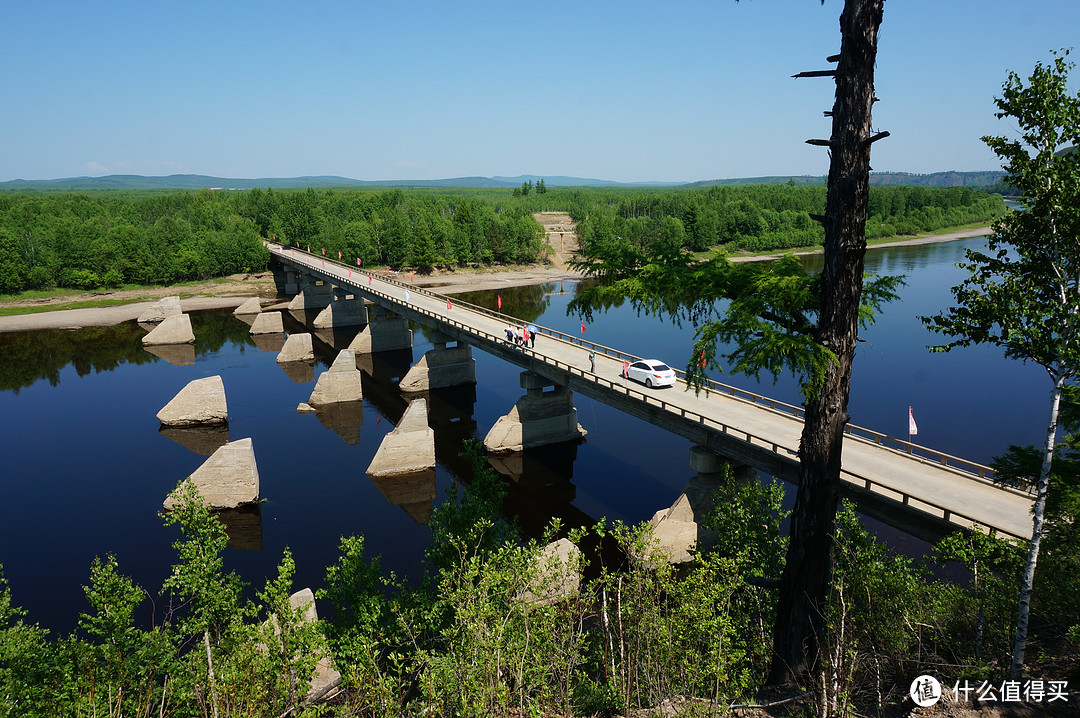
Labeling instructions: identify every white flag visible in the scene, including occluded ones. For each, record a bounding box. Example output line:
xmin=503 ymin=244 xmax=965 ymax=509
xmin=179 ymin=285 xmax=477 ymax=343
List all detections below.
xmin=908 ymin=406 xmax=918 ymax=436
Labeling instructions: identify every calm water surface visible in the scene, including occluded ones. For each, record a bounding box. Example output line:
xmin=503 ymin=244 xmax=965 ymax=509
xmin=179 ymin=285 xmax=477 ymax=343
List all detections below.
xmin=0 ymin=235 xmax=1049 ymax=632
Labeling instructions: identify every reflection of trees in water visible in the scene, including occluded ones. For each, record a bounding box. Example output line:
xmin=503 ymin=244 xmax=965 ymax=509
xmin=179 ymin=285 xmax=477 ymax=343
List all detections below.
xmin=0 ymin=323 xmax=151 ymax=392
xmin=0 ymin=309 xmax=255 ymax=393
xmin=567 ymin=277 xmax=628 ymax=315
xmin=190 ymin=310 xmax=256 ymax=354
xmin=454 ymin=283 xmax=553 ymax=323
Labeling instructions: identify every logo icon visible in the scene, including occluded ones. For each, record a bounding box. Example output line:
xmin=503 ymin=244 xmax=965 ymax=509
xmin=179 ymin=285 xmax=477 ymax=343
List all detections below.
xmin=910 ymin=675 xmax=942 ymax=707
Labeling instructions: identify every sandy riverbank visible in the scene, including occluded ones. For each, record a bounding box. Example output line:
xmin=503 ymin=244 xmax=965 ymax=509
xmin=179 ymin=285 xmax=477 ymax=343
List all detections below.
xmin=729 ymin=226 xmax=992 ymax=263
xmin=0 ymin=226 xmax=990 ymax=334
xmin=0 ymin=266 xmax=585 ymax=333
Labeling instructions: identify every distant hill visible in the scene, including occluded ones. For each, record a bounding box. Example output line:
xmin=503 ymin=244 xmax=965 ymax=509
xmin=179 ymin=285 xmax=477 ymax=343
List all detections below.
xmin=1 ymin=170 xmax=1008 ymax=192
xmin=684 ymin=175 xmax=826 ymax=188
xmin=0 ymin=173 xmax=681 ymax=192
xmin=688 ymin=171 xmax=1008 ymax=189
xmin=868 ymin=170 xmax=1007 ymax=187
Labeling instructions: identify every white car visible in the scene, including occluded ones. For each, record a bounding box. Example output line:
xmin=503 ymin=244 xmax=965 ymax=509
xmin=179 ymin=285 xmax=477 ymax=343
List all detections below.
xmin=626 ymin=359 xmax=677 ymax=388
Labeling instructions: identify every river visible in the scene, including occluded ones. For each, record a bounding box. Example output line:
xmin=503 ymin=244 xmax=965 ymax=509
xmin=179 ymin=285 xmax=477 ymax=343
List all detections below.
xmin=0 ymin=234 xmax=1049 ymax=632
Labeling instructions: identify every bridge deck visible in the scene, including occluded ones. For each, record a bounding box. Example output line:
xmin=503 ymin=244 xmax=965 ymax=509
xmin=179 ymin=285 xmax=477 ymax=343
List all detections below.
xmin=271 ymin=246 xmax=1035 ymax=541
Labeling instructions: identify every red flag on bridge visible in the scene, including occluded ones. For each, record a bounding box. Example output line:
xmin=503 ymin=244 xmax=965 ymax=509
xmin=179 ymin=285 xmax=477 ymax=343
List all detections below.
xmin=908 ymin=406 xmax=918 ymax=436
xmin=580 ymin=321 xmax=587 ymax=334
xmin=338 ymin=250 xmax=342 ymax=259
xmin=386 ymin=266 xmax=391 ymax=276
xmin=368 ymin=275 xmax=372 ymax=284
xmin=306 ymin=245 xmax=310 ymax=252
xmin=410 ymin=271 xmax=414 ymax=282
xmin=497 ymin=295 xmax=502 ymax=309
xmin=322 ymin=248 xmax=325 ymax=256
xmin=447 ymin=299 xmax=453 ymax=311
xmin=357 ymin=257 xmax=361 ymax=266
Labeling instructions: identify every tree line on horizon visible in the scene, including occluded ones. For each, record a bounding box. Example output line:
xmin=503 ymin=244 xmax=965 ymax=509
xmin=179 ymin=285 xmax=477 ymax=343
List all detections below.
xmin=0 ymin=184 xmax=1003 ymax=296
xmin=571 ymin=184 xmax=1006 ymax=257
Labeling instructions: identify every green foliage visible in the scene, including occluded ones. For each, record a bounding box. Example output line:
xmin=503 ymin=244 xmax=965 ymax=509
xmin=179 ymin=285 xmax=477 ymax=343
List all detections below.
xmin=923 ymin=48 xmax=1080 ymax=677
xmin=987 ymin=385 xmax=1080 ymax=652
xmin=6 ymin=472 xmax=1075 ymax=716
xmin=420 ymin=537 xmax=586 ymax=717
xmin=698 ymin=471 xmax=788 ymax=683
xmin=0 ymin=191 xmax=271 ymax=293
xmin=162 ymin=481 xmax=249 ymax=640
xmin=254 ymin=548 xmax=325 ymax=713
xmin=823 ymin=505 xmax=947 ymax=715
xmin=0 ymin=563 xmax=57 ymax=716
xmin=924 ymin=50 xmax=1080 ymax=371
xmin=74 ymin=554 xmax=179 ymax=716
xmin=594 ymin=521 xmax=753 ymax=714
xmin=425 ymin=440 xmax=515 ymax=573
xmin=0 ymin=182 xmax=997 ymax=297
xmin=570 ymin=184 xmax=1003 ymax=259
xmin=318 ymin=536 xmax=413 ymax=716
xmin=933 ymin=528 xmax=1023 ymax=672
xmin=161 ymin=480 xmax=254 ymax=715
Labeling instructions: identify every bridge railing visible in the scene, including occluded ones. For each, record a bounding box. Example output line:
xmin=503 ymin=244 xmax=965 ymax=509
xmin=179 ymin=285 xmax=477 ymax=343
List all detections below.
xmin=271 ymin=245 xmax=1008 ymax=489
xmin=272 ymin=244 xmax=1026 ymax=539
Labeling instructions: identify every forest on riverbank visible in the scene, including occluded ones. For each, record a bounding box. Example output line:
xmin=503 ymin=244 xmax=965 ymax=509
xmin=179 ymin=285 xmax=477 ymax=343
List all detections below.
xmin=0 ymin=184 xmax=1005 ymax=296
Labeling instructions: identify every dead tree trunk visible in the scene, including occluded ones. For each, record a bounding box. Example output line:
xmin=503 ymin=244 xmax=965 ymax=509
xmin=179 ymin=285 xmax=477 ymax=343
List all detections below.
xmin=767 ymin=0 xmax=886 ymax=688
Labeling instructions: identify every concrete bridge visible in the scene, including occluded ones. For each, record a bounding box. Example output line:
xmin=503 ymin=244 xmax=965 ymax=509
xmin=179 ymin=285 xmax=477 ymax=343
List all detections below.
xmin=268 ymin=244 xmax=1035 ymax=541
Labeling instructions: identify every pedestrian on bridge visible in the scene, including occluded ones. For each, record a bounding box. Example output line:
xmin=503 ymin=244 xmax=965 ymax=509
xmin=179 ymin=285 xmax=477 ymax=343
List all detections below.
xmin=589 ymin=348 xmax=595 ymax=373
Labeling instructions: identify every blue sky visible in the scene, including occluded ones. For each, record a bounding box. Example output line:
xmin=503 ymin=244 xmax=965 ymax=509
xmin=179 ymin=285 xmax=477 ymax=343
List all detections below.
xmin=2 ymin=1 xmax=1076 ymax=183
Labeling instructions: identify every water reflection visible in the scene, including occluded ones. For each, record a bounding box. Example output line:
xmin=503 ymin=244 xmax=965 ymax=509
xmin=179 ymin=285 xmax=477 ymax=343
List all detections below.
xmin=0 ymin=323 xmax=152 ymax=392
xmin=310 ymin=401 xmax=364 ymax=445
xmin=218 ymin=504 xmax=263 ymax=551
xmin=251 ymin=332 xmax=285 ymax=352
xmin=158 ymin=423 xmax=231 ymax=455
xmin=143 ymin=343 xmax=196 ymax=366
xmin=278 ymin=360 xmax=315 ymax=383
xmin=455 ymin=283 xmax=552 ymax=323
xmin=369 ymin=469 xmax=437 ymax=524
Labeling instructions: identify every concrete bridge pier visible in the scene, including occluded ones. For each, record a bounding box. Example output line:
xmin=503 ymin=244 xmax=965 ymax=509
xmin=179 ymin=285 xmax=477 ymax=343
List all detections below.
xmin=643 ymin=446 xmax=759 ymax=565
xmin=483 ymin=371 xmax=587 ymax=454
xmin=348 ymin=304 xmax=413 ymax=354
xmin=287 ymin=274 xmax=334 ymax=312
xmin=398 ymin=331 xmax=477 ymax=392
xmin=272 ymin=263 xmax=301 ymax=296
xmin=313 ymin=289 xmax=370 ymax=330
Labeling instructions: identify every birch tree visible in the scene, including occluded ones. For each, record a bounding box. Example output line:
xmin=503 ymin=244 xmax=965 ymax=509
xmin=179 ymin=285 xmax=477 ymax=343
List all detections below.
xmin=923 ymin=49 xmax=1080 ymax=678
